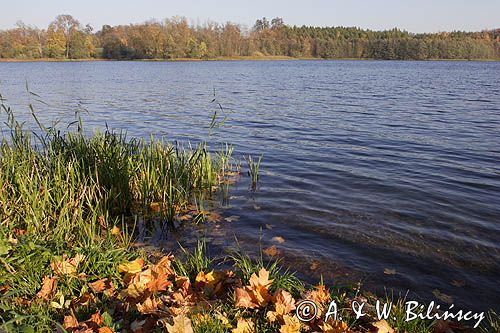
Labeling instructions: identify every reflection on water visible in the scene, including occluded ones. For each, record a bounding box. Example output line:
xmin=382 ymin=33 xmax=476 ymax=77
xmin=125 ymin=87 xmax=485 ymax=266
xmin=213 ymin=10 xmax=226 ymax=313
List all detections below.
xmin=0 ymin=60 xmax=499 ymax=311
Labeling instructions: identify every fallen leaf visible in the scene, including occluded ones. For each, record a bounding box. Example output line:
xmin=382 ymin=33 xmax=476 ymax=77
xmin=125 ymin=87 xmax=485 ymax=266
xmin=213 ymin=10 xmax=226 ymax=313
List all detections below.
xmin=265 ymin=224 xmax=273 ymax=230
xmin=111 ymin=226 xmax=121 ymax=236
xmin=36 ymin=276 xmax=57 ymax=301
xmin=263 ymin=245 xmax=281 ymax=257
xmin=279 ymin=315 xmax=301 ymax=333
xmin=89 ymin=278 xmax=115 ymax=295
xmin=225 ymin=215 xmax=240 ymax=223
xmin=98 ymin=328 xmax=114 ymax=333
xmin=150 ymin=202 xmax=161 ymax=213
xmin=433 ymin=290 xmax=454 ymax=304
xmin=232 ymin=318 xmax=255 ymax=333
xmin=165 ymin=315 xmax=194 ymax=333
xmin=51 ymin=254 xmax=85 ymax=276
xmin=383 ymin=268 xmax=397 ymax=275
xmin=137 ymin=297 xmax=162 ymax=314
xmin=85 ymin=312 xmax=104 ymax=329
xmin=63 ymin=314 xmax=79 ymax=330
xmin=273 ymin=289 xmax=296 ymax=316
xmin=271 ymin=236 xmax=285 ymax=244
xmin=267 ymin=289 xmax=296 ymax=323
xmin=319 ymin=321 xmax=351 ymax=333
xmin=451 ymin=280 xmax=466 ymax=288
xmin=309 ymin=260 xmax=320 ymax=271
xmin=372 ymin=319 xmax=395 ymax=333
xmin=118 ymin=258 xmax=145 ymax=274
xmin=235 ymin=268 xmax=273 ymax=309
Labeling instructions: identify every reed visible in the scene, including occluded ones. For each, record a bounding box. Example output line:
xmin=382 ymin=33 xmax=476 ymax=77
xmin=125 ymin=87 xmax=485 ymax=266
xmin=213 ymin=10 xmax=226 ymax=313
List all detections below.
xmin=245 ymin=154 xmax=263 ymax=190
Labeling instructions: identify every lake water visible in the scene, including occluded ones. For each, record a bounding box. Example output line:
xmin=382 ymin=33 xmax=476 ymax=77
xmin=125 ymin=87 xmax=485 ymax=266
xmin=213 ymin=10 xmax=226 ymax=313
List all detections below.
xmin=0 ymin=60 xmax=499 ymax=311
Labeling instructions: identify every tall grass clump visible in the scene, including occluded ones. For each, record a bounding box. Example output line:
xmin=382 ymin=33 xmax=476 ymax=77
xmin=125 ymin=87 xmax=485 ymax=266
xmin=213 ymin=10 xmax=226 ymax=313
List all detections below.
xmin=245 ymin=154 xmax=263 ymax=190
xmin=0 ymin=96 xmax=236 ymax=330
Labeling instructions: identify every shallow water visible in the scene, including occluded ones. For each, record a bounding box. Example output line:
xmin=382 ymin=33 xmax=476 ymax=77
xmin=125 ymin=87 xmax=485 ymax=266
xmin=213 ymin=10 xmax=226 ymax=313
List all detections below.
xmin=1 ymin=60 xmax=499 ymax=311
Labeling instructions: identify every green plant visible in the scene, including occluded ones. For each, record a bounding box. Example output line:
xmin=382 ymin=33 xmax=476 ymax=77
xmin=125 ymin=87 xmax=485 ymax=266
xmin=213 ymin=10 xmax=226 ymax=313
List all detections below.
xmin=245 ymin=154 xmax=263 ymax=190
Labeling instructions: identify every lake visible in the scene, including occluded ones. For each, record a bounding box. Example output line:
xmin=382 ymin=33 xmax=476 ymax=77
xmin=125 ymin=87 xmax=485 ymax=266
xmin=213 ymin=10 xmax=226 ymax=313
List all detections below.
xmin=0 ymin=60 xmax=499 ymax=311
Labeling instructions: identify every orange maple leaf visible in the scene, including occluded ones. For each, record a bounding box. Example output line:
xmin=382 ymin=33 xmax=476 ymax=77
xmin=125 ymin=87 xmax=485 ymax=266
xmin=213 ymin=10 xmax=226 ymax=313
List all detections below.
xmin=89 ymin=278 xmax=115 ymax=295
xmin=36 ymin=276 xmax=57 ymax=301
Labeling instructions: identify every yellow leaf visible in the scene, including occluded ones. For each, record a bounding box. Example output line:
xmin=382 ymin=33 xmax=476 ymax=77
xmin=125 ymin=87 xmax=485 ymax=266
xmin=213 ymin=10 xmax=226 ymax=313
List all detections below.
xmin=232 ymin=318 xmax=255 ymax=333
xmin=372 ymin=319 xmax=394 ymax=333
xmin=118 ymin=258 xmax=145 ymax=274
xmin=111 ymin=226 xmax=121 ymax=236
xmin=279 ymin=315 xmax=301 ymax=333
xmin=150 ymin=202 xmax=161 ymax=213
xmin=271 ymin=236 xmax=285 ymax=244
xmin=271 ymin=289 xmax=296 ymax=319
xmin=165 ymin=315 xmax=194 ymax=333
xmin=320 ymin=321 xmax=351 ymax=333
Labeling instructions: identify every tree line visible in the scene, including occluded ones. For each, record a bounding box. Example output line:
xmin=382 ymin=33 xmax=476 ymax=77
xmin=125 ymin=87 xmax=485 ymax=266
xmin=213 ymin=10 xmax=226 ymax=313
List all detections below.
xmin=1 ymin=15 xmax=499 ymax=60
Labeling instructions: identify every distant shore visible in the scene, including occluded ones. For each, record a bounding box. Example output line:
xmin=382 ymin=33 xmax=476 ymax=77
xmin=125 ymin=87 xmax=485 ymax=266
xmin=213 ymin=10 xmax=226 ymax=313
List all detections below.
xmin=1 ymin=56 xmax=499 ymax=63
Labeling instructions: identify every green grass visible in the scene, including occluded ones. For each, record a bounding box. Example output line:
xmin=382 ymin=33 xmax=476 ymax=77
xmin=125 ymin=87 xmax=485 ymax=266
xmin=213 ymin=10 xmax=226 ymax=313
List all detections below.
xmin=0 ymin=96 xmax=236 ymax=331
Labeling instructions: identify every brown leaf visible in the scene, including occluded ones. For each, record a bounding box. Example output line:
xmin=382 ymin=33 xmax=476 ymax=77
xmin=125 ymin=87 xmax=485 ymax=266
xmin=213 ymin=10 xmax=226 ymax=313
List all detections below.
xmin=51 ymin=254 xmax=85 ymax=276
xmin=433 ymin=290 xmax=454 ymax=304
xmin=36 ymin=276 xmax=57 ymax=301
xmin=451 ymin=280 xmax=466 ymax=288
xmin=154 ymin=255 xmax=175 ymax=277
xmin=309 ymin=260 xmax=320 ymax=271
xmin=235 ymin=287 xmax=256 ymax=309
xmin=137 ymin=297 xmax=162 ymax=314
xmin=89 ymin=278 xmax=115 ymax=295
xmin=63 ymin=315 xmax=79 ymax=330
xmin=85 ymin=312 xmax=104 ymax=329
xmin=263 ymin=245 xmax=281 ymax=257
xmin=383 ymin=268 xmax=397 ymax=275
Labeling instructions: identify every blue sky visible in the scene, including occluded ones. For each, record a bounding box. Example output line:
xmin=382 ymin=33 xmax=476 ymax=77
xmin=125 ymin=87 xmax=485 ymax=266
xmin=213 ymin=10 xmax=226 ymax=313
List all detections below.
xmin=1 ymin=0 xmax=498 ymax=32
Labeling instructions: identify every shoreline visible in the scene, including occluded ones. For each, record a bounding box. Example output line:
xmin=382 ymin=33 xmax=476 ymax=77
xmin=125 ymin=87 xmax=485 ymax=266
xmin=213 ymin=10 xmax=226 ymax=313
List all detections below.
xmin=1 ymin=56 xmax=499 ymax=63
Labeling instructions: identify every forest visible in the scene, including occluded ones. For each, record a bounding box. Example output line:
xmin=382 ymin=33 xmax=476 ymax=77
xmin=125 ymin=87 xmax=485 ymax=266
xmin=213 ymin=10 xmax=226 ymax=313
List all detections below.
xmin=0 ymin=15 xmax=499 ymax=60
